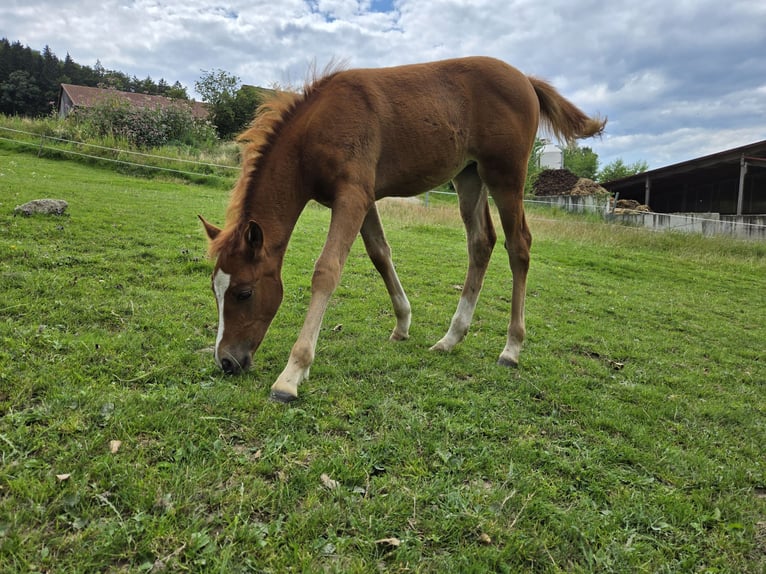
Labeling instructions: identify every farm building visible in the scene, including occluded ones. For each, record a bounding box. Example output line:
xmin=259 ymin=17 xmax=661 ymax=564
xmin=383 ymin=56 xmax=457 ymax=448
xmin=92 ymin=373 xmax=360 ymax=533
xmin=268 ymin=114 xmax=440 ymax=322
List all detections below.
xmin=57 ymin=84 xmax=209 ymax=120
xmin=601 ymin=140 xmax=766 ymax=216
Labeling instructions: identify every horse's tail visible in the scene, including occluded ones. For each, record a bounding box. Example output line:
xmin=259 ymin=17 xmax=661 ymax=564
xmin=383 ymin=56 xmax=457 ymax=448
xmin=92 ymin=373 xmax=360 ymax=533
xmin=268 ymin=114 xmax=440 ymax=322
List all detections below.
xmin=529 ymin=76 xmax=606 ymax=144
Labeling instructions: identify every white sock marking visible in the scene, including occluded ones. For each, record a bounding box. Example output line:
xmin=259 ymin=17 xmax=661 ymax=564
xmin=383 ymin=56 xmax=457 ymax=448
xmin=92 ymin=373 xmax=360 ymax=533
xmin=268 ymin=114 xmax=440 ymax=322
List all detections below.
xmin=452 ymin=295 xmax=474 ymax=333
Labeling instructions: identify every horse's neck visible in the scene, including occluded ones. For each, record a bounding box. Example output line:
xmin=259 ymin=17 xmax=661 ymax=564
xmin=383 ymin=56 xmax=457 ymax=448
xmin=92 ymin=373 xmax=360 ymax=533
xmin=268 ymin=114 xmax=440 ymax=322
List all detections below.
xmin=247 ymin=186 xmax=308 ymax=258
xmin=243 ymin=128 xmax=310 ymax=256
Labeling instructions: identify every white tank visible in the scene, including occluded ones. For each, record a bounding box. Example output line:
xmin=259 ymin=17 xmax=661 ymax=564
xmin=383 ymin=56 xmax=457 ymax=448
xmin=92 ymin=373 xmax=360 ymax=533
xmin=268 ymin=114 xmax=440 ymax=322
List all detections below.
xmin=540 ymin=144 xmax=563 ymax=169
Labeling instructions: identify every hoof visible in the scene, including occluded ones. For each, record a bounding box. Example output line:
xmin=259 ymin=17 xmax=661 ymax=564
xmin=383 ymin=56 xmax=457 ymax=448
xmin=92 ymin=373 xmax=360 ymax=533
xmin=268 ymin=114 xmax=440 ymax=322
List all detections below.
xmin=270 ymin=390 xmax=298 ymax=403
xmin=497 ymin=356 xmax=519 ymax=368
xmin=429 ymin=341 xmax=450 ymax=352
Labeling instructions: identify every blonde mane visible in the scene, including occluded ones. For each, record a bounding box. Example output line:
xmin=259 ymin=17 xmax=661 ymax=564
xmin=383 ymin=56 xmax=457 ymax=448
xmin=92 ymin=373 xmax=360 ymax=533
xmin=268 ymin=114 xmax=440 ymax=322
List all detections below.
xmin=207 ymin=90 xmax=302 ymax=257
xmin=208 ymin=65 xmax=346 ymax=258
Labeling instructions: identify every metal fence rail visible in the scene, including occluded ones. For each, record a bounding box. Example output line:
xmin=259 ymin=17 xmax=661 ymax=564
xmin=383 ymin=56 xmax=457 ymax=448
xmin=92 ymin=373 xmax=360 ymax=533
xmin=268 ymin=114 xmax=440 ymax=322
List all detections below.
xmin=0 ymin=125 xmax=239 ymax=178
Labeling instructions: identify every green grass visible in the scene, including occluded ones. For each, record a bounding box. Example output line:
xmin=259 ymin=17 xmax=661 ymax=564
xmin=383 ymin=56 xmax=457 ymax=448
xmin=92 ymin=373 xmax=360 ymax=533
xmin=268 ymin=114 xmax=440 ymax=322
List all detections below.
xmin=1 ymin=147 xmax=765 ymax=572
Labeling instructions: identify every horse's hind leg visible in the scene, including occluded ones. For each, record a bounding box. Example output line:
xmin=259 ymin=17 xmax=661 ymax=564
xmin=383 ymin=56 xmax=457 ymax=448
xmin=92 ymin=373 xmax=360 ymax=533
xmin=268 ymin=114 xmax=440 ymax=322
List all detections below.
xmin=482 ymin=166 xmax=531 ymax=367
xmin=360 ymin=204 xmax=411 ymax=341
xmin=431 ymin=164 xmax=497 ymax=352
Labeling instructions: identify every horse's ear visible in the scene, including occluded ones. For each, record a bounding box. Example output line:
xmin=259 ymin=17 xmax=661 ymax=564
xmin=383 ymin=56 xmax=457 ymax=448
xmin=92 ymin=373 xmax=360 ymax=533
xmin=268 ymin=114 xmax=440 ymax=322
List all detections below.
xmin=199 ymin=215 xmax=221 ymax=240
xmin=246 ymin=220 xmax=264 ymax=252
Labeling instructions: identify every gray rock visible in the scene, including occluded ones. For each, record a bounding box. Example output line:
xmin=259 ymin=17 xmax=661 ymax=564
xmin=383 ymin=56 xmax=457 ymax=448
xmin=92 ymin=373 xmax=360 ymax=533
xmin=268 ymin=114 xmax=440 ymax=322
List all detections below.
xmin=14 ymin=199 xmax=69 ymax=216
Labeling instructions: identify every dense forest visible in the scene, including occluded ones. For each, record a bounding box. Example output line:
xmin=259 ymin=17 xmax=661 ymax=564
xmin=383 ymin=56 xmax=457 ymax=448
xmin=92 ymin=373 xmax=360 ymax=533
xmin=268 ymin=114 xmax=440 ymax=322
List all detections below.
xmin=0 ymin=38 xmax=189 ymax=117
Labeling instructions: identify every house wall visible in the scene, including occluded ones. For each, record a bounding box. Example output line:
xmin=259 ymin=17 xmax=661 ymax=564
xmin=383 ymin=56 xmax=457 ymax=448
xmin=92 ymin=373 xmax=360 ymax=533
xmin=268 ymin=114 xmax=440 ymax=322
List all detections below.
xmin=58 ymin=92 xmax=75 ymax=118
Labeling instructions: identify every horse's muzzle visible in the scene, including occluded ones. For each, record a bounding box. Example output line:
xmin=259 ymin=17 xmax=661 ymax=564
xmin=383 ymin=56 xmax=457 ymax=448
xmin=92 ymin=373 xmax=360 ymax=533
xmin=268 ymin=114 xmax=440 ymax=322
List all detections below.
xmin=218 ymin=353 xmax=251 ymax=375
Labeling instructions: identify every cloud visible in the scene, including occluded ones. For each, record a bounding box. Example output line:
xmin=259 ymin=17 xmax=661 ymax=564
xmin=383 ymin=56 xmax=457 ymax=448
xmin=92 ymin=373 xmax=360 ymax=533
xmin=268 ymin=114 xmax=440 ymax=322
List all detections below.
xmin=2 ymin=0 xmax=765 ymax=168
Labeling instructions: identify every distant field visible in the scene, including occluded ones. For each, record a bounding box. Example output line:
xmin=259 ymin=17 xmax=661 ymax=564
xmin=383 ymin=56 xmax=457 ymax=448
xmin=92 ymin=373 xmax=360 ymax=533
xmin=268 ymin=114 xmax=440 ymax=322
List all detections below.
xmin=1 ymin=147 xmax=765 ymax=572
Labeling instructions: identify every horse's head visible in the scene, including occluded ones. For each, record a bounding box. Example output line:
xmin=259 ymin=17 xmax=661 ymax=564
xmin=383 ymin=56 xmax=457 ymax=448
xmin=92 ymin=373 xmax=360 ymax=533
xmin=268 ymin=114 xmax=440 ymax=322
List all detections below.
xmin=200 ymin=216 xmax=284 ymax=374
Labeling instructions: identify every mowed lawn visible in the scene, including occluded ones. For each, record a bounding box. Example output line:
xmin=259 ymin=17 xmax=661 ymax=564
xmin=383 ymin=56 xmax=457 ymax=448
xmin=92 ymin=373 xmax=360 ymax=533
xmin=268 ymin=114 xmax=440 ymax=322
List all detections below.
xmin=1 ymin=147 xmax=765 ymax=573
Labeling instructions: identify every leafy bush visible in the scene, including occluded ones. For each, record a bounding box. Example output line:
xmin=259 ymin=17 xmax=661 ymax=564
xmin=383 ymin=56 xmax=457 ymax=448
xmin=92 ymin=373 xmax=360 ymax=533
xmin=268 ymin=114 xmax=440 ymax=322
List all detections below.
xmin=597 ymin=158 xmax=650 ymax=183
xmin=67 ymin=94 xmax=217 ymax=149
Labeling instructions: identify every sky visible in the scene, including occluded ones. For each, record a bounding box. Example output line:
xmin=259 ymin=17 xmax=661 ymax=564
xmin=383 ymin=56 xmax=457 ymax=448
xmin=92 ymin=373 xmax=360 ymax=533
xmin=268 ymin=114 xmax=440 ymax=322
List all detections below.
xmin=3 ymin=0 xmax=766 ymax=169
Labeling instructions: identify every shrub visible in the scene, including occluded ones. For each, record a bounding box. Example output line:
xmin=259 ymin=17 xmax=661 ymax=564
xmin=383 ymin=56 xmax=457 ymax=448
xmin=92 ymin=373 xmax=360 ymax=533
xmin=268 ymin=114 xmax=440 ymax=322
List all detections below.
xmin=67 ymin=94 xmax=217 ymax=149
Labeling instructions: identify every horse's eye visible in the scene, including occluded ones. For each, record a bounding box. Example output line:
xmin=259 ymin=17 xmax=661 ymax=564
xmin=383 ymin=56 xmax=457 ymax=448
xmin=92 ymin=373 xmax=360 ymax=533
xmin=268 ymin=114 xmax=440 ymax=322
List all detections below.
xmin=236 ymin=289 xmax=253 ymax=301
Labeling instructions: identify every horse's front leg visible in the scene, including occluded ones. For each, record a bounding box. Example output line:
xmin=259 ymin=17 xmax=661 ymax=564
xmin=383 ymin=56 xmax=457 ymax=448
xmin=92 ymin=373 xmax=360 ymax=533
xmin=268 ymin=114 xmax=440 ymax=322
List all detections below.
xmin=270 ymin=194 xmax=372 ymax=403
xmin=360 ymin=204 xmax=411 ymax=341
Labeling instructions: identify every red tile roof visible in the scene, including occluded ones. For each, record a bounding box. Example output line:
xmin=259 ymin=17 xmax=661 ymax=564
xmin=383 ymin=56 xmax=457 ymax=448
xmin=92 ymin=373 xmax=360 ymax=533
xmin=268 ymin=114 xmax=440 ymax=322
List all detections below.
xmin=59 ymin=84 xmax=209 ymax=120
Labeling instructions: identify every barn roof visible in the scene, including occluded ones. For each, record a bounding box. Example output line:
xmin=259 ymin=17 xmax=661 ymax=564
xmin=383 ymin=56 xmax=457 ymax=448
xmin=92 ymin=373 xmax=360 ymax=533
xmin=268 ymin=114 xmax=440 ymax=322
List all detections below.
xmin=59 ymin=84 xmax=209 ymax=120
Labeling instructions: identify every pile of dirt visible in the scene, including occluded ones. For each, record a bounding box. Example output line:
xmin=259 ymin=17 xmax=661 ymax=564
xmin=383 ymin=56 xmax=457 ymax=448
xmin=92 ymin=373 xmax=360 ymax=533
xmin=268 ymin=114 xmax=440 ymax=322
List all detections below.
xmin=613 ymin=199 xmax=652 ymax=213
xmin=532 ymin=169 xmax=580 ymax=196
xmin=532 ymin=169 xmax=610 ymax=197
xmin=531 ymin=169 xmax=653 ymax=214
xmin=570 ymin=178 xmax=609 ymax=196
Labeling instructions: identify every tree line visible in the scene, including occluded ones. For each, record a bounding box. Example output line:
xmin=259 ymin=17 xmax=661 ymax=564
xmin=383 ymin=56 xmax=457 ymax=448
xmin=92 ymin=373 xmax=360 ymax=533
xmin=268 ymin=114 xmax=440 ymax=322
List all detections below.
xmin=0 ymin=38 xmax=189 ymax=117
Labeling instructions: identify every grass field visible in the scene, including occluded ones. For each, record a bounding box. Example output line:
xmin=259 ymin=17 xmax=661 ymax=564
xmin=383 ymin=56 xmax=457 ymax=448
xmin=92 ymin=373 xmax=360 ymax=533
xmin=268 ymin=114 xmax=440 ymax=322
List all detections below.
xmin=1 ymin=147 xmax=765 ymax=572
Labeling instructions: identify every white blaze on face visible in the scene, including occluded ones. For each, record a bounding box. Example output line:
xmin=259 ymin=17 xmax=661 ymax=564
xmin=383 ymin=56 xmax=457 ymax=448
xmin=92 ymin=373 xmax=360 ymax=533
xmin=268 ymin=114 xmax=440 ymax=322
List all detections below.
xmin=213 ymin=269 xmax=231 ymax=362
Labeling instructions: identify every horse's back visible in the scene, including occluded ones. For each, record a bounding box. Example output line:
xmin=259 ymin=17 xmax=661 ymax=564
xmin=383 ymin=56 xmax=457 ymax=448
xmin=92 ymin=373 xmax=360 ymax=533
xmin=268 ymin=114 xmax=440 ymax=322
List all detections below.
xmin=300 ymin=57 xmax=540 ymax=198
xmin=333 ymin=57 xmax=538 ymax=128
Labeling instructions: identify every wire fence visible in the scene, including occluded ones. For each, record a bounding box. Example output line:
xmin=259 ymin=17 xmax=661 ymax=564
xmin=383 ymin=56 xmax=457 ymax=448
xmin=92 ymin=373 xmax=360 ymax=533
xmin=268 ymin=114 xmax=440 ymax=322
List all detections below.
xmin=3 ymin=125 xmax=764 ymax=239
xmin=606 ymin=210 xmax=766 ymax=237
xmin=0 ymin=125 xmax=239 ymax=179
xmin=426 ymin=181 xmax=766 ymax=239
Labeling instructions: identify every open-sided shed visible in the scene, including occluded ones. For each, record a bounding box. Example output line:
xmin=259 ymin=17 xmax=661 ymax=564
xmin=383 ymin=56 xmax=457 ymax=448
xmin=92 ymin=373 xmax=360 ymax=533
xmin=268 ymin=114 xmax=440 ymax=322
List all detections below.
xmin=601 ymin=140 xmax=766 ymax=216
